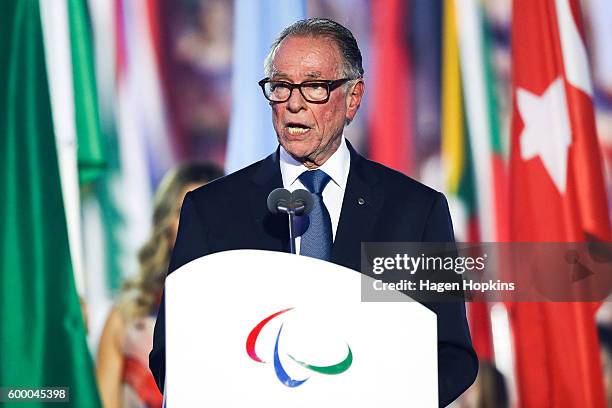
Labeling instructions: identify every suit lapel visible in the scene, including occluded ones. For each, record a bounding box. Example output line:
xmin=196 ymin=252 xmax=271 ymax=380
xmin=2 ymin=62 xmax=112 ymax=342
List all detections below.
xmin=250 ymin=148 xmax=290 ymax=252
xmin=331 ymin=142 xmax=384 ymax=272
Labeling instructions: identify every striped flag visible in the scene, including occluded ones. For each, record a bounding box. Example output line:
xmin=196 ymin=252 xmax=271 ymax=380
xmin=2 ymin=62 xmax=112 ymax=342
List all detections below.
xmin=455 ymin=0 xmax=508 ymax=242
xmin=42 ymin=0 xmax=107 ymax=298
xmin=441 ymin=0 xmax=494 ymax=363
xmin=82 ymin=0 xmax=175 ymax=357
xmin=441 ymin=0 xmax=480 ymax=243
xmin=225 ymin=0 xmax=305 ymax=174
xmin=0 ymin=0 xmax=101 ymax=406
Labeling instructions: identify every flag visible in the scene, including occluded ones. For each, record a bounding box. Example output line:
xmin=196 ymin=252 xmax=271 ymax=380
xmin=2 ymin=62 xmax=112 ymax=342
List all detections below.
xmin=80 ymin=0 xmax=168 ymax=348
xmin=411 ymin=0 xmax=443 ymax=174
xmin=117 ymin=0 xmax=174 ymax=186
xmin=102 ymin=0 xmax=165 ymax=288
xmin=67 ymin=0 xmax=106 ymax=185
xmin=454 ymin=0 xmax=508 ymax=242
xmin=443 ymin=0 xmax=498 ymax=360
xmin=509 ymin=0 xmax=611 ymax=407
xmin=587 ymin=0 xmax=612 ymax=219
xmin=369 ymin=0 xmax=413 ymax=174
xmin=441 ymin=0 xmax=480 ymax=244
xmin=225 ymin=0 xmax=306 ymax=174
xmin=40 ymin=0 xmax=107 ymax=299
xmin=0 ymin=0 xmax=101 ymax=406
xmin=587 ymin=0 xmax=612 ymax=100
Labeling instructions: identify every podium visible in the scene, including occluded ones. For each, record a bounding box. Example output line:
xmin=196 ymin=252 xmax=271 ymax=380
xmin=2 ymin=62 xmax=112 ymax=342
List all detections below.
xmin=164 ymin=249 xmax=438 ymax=407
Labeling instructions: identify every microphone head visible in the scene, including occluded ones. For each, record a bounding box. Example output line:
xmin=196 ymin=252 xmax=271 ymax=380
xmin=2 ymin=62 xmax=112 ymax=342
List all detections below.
xmin=267 ymin=188 xmax=292 ymax=214
xmin=290 ymin=189 xmax=314 ymax=215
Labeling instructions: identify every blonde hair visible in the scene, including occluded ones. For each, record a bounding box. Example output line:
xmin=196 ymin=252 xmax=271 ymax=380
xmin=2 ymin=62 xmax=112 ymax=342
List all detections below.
xmin=118 ymin=162 xmax=223 ymax=321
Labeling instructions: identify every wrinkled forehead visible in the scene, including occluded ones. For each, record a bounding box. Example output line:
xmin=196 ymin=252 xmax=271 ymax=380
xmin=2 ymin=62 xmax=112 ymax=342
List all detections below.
xmin=270 ymin=35 xmax=343 ymax=79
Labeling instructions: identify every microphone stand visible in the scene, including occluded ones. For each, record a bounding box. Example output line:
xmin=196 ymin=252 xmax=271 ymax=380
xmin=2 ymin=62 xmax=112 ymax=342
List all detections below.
xmin=277 ymin=203 xmax=305 ymax=255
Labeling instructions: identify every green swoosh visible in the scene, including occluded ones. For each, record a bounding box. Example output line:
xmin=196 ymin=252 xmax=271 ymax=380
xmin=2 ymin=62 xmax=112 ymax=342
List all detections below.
xmin=288 ymin=345 xmax=353 ymax=375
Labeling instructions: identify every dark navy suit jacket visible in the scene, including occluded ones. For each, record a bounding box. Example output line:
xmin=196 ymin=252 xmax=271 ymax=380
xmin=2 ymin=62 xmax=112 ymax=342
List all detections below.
xmin=150 ymin=142 xmax=478 ymax=406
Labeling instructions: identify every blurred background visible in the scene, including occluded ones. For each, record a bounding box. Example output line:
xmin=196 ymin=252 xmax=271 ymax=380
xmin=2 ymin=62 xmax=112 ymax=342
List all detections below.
xmin=1 ymin=0 xmax=611 ymax=407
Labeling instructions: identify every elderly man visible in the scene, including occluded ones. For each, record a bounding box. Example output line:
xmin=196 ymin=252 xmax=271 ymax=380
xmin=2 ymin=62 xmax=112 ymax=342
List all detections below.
xmin=150 ymin=18 xmax=477 ymax=406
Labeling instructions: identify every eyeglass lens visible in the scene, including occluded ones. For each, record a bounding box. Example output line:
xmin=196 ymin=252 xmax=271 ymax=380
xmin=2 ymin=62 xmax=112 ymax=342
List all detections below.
xmin=264 ymin=82 xmax=328 ymax=102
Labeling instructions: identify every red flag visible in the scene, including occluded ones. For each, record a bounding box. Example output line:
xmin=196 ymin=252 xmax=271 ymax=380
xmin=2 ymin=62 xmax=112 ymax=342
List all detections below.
xmin=509 ymin=0 xmax=611 ymax=407
xmin=369 ymin=0 xmax=412 ymax=174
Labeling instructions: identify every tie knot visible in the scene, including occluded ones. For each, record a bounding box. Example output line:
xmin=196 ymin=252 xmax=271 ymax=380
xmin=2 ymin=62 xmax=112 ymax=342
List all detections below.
xmin=299 ymin=169 xmax=331 ymax=195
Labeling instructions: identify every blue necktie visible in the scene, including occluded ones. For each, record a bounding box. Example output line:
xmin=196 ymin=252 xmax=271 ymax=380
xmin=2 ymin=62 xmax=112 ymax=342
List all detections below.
xmin=299 ymin=169 xmax=333 ymax=261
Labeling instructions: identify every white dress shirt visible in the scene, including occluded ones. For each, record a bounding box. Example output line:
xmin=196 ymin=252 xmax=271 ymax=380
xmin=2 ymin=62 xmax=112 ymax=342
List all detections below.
xmin=279 ymin=136 xmax=350 ymax=254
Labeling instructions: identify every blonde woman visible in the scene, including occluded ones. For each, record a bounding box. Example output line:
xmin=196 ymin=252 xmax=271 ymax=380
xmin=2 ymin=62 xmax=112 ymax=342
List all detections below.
xmin=96 ymin=162 xmax=223 ymax=408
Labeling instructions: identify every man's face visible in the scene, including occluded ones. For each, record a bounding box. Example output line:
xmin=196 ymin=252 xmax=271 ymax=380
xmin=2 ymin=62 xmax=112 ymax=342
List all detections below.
xmin=269 ymin=35 xmax=363 ymax=168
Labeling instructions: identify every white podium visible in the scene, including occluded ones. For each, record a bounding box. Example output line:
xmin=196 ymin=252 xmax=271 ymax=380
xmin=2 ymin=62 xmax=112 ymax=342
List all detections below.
xmin=165 ymin=249 xmax=437 ymax=407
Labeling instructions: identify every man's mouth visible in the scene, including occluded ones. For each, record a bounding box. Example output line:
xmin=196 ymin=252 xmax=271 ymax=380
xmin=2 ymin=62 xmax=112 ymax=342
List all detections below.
xmin=285 ymin=123 xmax=311 ymax=135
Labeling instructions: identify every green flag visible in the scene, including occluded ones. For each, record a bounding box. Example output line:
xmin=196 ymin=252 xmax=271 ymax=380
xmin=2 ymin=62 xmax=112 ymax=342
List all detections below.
xmin=0 ymin=1 xmax=101 ymax=407
xmin=68 ymin=0 xmax=106 ymax=185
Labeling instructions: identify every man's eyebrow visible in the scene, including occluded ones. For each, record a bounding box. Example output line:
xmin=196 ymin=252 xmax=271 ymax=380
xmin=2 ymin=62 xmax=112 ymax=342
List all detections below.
xmin=304 ymin=72 xmax=323 ymax=79
xmin=269 ymin=71 xmax=324 ymax=81
xmin=269 ymin=71 xmax=289 ymax=80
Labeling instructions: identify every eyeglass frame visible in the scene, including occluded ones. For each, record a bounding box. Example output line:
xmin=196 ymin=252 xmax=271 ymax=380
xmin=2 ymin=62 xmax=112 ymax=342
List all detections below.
xmin=258 ymin=77 xmax=357 ymax=104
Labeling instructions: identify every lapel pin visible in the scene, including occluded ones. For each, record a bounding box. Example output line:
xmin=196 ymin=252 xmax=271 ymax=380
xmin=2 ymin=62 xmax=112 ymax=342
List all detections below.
xmin=357 ymin=198 xmax=365 ymax=205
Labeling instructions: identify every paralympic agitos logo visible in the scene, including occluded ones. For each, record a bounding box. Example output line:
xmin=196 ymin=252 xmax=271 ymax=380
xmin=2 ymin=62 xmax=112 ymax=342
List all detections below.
xmin=245 ymin=308 xmax=353 ymax=387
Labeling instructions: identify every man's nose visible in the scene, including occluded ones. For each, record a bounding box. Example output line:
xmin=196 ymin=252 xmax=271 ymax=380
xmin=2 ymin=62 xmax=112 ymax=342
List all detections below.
xmin=286 ymin=88 xmax=307 ymax=113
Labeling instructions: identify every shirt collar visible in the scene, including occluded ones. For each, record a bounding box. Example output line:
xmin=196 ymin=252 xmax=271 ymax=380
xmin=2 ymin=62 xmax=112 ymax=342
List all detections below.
xmin=279 ymin=135 xmax=350 ymax=190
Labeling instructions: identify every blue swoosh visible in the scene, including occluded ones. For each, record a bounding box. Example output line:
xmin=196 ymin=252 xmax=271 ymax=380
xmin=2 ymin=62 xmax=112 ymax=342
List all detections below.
xmin=273 ymin=324 xmax=308 ymax=387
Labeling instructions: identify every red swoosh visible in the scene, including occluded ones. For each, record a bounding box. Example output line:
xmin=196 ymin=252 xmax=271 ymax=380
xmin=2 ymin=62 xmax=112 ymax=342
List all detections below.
xmin=246 ymin=308 xmax=293 ymax=363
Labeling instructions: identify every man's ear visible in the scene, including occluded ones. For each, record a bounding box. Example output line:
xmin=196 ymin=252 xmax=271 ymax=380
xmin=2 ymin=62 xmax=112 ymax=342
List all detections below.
xmin=345 ymin=80 xmax=365 ymax=123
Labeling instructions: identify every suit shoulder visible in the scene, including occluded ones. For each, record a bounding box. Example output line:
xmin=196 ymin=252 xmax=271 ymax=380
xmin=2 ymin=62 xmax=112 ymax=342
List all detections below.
xmin=188 ymin=156 xmax=268 ymax=201
xmin=361 ymin=157 xmax=444 ymax=202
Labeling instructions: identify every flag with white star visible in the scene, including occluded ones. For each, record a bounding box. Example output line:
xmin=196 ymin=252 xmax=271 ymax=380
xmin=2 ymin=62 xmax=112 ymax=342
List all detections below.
xmin=509 ymin=0 xmax=611 ymax=407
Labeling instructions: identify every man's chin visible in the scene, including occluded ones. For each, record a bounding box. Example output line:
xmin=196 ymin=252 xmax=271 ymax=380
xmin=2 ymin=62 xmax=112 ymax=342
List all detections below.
xmin=280 ymin=141 xmax=313 ymax=162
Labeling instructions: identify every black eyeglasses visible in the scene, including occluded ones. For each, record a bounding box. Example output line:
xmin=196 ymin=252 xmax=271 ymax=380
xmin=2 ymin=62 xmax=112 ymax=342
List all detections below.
xmin=258 ymin=78 xmax=353 ymax=103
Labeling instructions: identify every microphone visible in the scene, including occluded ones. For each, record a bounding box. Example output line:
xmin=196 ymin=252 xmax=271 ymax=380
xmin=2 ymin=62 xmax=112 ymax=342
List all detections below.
xmin=266 ymin=188 xmax=315 ymax=255
xmin=266 ymin=188 xmax=314 ymax=216
xmin=290 ymin=189 xmax=314 ymax=216
xmin=267 ymin=188 xmax=292 ymax=214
